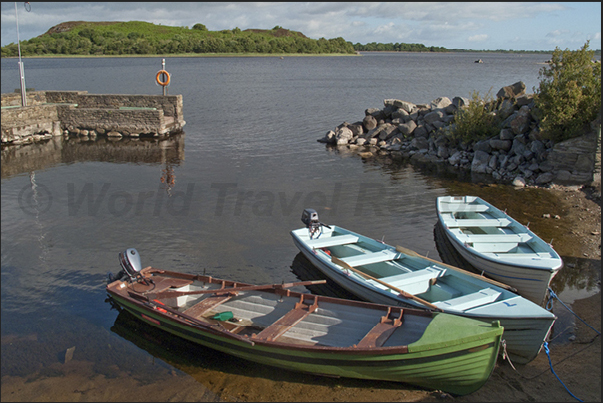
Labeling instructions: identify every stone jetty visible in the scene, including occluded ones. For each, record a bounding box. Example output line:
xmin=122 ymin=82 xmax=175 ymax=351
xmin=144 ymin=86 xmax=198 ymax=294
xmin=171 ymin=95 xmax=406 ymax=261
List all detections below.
xmin=1 ymin=90 xmax=185 ymax=145
xmin=319 ymin=81 xmax=600 ymax=187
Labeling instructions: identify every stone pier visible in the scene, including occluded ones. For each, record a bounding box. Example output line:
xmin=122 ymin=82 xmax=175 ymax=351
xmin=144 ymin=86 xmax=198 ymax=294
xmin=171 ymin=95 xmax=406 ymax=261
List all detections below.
xmin=1 ymin=90 xmax=186 ymax=145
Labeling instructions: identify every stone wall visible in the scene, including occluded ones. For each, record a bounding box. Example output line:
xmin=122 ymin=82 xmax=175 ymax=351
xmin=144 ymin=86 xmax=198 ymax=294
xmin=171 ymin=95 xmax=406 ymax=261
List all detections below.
xmin=319 ymin=82 xmax=601 ymax=187
xmin=1 ymin=91 xmax=185 ymax=145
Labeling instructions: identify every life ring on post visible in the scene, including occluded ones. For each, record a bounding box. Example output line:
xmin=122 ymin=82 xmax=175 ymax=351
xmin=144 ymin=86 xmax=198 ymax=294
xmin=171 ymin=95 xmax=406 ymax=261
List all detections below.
xmin=156 ymin=70 xmax=171 ymax=86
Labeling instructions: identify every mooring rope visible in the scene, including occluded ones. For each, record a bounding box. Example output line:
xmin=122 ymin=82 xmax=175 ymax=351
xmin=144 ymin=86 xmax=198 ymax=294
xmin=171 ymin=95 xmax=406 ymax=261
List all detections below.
xmin=543 ymin=342 xmax=583 ymax=402
xmin=546 ymin=288 xmax=601 ymax=336
xmin=501 ymin=287 xmax=600 ymax=401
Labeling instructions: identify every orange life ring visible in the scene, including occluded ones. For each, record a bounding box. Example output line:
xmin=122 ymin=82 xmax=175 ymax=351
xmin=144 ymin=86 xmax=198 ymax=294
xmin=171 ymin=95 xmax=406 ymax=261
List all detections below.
xmin=156 ymin=70 xmax=170 ymax=86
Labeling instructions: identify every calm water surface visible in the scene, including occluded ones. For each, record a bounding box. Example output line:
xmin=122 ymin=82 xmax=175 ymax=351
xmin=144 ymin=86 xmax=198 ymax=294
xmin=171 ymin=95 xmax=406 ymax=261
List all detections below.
xmin=1 ymin=52 xmax=599 ymax=398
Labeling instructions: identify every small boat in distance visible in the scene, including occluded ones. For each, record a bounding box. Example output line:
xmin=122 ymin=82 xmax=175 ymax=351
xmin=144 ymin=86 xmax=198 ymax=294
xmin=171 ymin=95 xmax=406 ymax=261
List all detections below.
xmin=290 ymin=209 xmax=556 ymax=364
xmin=106 ymin=248 xmax=503 ymax=396
xmin=436 ymin=196 xmax=563 ymax=305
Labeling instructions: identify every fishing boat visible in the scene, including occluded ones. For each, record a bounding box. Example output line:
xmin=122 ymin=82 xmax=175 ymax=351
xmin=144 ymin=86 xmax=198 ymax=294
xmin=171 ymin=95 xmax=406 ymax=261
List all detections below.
xmin=106 ymin=248 xmax=503 ymax=396
xmin=290 ymin=209 xmax=557 ymax=365
xmin=435 ymin=195 xmax=563 ymax=305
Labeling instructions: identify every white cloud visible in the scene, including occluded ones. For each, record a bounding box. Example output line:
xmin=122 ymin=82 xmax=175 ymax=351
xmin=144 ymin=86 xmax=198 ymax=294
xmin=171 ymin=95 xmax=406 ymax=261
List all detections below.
xmin=468 ymin=34 xmax=489 ymax=42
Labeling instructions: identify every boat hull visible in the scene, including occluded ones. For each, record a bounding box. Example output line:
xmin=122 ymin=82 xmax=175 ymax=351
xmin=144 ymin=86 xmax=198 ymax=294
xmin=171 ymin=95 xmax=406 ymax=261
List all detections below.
xmin=436 ymin=195 xmax=563 ymax=305
xmin=107 ymin=270 xmax=503 ymax=396
xmin=291 ymin=227 xmax=555 ymax=365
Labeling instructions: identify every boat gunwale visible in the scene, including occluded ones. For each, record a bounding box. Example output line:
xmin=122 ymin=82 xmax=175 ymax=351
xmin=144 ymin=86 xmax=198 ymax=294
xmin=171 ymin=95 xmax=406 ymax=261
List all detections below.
xmin=107 ymin=268 xmax=502 ymax=355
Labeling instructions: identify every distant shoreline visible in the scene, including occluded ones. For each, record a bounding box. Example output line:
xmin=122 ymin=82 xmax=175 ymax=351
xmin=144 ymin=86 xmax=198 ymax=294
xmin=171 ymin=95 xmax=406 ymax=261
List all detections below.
xmin=0 ymin=53 xmax=358 ymax=59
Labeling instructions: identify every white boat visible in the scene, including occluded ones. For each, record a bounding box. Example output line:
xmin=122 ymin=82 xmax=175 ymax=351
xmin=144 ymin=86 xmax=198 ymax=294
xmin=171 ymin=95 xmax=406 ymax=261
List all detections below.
xmin=290 ymin=209 xmax=557 ymax=364
xmin=436 ymin=196 xmax=563 ymax=305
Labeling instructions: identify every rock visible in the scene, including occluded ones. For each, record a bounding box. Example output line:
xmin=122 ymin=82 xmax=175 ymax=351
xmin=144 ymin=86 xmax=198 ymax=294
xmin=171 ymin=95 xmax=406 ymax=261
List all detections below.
xmin=409 ymin=137 xmax=429 ymax=151
xmin=497 ymin=81 xmax=526 ymax=99
xmin=424 ymin=110 xmax=445 ymax=125
xmin=490 ymin=138 xmax=512 ymax=152
xmin=471 ymin=150 xmax=490 ymax=173
xmin=384 ymin=99 xmax=415 ymax=113
xmin=64 ymin=346 xmax=75 ymax=363
xmin=512 ymin=176 xmax=527 ymax=187
xmin=452 ymin=97 xmax=470 ymax=109
xmin=398 ymin=120 xmax=417 ymax=137
xmin=363 ymin=115 xmax=377 ymax=131
xmin=430 ymin=97 xmax=452 ymax=110
xmin=535 ymin=172 xmax=555 ymax=185
xmin=335 ymin=127 xmax=353 ymax=145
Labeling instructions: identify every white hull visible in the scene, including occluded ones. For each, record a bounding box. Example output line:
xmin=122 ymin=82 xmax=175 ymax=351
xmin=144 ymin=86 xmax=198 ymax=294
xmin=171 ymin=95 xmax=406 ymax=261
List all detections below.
xmin=291 ymin=227 xmax=556 ymax=364
xmin=436 ymin=195 xmax=563 ymax=305
xmin=446 ymin=235 xmax=558 ymax=305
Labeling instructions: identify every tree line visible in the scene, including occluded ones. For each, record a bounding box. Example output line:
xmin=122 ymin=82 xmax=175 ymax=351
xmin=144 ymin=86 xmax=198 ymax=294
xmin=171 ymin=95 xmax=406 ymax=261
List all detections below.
xmin=1 ymin=22 xmax=357 ymax=57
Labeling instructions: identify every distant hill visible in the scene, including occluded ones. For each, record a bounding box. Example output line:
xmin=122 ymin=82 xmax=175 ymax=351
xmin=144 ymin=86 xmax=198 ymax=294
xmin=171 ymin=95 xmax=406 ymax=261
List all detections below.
xmin=1 ymin=20 xmax=355 ymax=57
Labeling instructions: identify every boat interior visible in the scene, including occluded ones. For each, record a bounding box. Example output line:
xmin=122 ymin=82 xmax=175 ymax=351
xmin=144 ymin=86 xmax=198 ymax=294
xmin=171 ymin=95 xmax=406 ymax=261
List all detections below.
xmin=438 ymin=199 xmax=554 ymax=256
xmin=121 ymin=272 xmax=432 ymax=349
xmin=300 ymin=228 xmax=505 ymax=312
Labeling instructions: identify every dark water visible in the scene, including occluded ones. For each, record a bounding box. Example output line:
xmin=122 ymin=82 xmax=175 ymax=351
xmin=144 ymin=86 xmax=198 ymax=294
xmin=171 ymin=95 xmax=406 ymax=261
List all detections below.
xmin=1 ymin=52 xmax=599 ymax=397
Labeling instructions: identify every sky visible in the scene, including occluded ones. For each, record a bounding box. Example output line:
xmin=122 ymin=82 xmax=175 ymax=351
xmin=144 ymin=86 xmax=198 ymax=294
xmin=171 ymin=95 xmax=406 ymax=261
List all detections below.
xmin=1 ymin=2 xmax=601 ymax=51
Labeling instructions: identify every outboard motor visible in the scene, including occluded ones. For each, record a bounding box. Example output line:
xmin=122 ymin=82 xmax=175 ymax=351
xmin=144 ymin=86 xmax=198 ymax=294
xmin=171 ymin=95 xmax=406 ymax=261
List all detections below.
xmin=301 ymin=209 xmax=330 ymax=239
xmin=119 ymin=248 xmax=143 ymax=282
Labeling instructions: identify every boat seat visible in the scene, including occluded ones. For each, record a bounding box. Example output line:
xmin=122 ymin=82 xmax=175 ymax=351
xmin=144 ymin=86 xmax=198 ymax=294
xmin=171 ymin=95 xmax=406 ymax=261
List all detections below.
xmin=252 ymin=294 xmax=318 ymax=342
xmin=183 ymin=294 xmax=235 ymax=318
xmin=371 ymin=267 xmax=445 ymax=295
xmin=442 ymin=218 xmax=512 ymax=228
xmin=433 ymin=288 xmax=501 ymax=311
xmin=471 ymin=243 xmax=519 ymax=253
xmin=355 ymin=307 xmax=404 ymax=348
xmin=454 ymin=232 xmax=533 ymax=244
xmin=439 ymin=204 xmax=490 ymax=213
xmin=339 ymin=249 xmax=399 ymax=267
xmin=148 ymin=277 xmax=194 ymax=294
xmin=306 ymin=234 xmax=359 ymax=249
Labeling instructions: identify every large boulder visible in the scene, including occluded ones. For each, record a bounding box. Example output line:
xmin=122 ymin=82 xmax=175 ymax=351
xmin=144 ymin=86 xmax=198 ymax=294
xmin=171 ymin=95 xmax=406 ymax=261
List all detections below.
xmin=496 ymin=81 xmax=526 ymax=99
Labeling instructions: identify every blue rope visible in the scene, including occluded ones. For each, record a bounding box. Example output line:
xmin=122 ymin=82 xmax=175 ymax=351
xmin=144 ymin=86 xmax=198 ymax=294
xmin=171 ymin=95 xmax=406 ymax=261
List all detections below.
xmin=548 ymin=288 xmax=601 ymax=336
xmin=543 ymin=342 xmax=583 ymax=402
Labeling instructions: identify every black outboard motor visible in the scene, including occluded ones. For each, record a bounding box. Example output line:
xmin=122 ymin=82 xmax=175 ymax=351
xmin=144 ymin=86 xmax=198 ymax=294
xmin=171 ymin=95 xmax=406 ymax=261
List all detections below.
xmin=301 ymin=208 xmax=330 ymax=239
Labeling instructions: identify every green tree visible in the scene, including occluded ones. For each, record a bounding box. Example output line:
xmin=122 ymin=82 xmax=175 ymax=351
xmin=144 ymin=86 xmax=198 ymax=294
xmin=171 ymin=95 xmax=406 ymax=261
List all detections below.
xmin=447 ymin=90 xmax=501 ymax=144
xmin=192 ymin=23 xmax=207 ymax=31
xmin=534 ymin=41 xmax=601 ymax=142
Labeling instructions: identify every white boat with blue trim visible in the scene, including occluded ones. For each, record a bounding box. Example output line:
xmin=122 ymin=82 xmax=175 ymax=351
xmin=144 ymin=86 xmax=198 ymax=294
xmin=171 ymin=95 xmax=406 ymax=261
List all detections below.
xmin=436 ymin=196 xmax=563 ymax=305
xmin=290 ymin=209 xmax=557 ymax=364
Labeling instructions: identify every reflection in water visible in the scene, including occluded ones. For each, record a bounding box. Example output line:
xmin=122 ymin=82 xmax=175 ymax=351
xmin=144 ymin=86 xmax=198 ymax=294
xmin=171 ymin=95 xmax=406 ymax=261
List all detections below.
xmin=1 ymin=133 xmax=186 ymax=179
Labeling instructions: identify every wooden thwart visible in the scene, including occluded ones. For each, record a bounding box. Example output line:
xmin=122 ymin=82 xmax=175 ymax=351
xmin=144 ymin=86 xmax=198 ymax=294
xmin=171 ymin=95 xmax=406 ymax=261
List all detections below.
xmin=356 ymin=306 xmax=404 ymax=348
xmin=183 ymin=294 xmax=236 ymax=318
xmin=252 ymin=294 xmax=319 ymax=342
xmin=331 ymin=256 xmax=441 ymax=311
xmin=394 ymin=245 xmax=517 ymax=292
xmin=147 ymin=279 xmax=327 ymax=300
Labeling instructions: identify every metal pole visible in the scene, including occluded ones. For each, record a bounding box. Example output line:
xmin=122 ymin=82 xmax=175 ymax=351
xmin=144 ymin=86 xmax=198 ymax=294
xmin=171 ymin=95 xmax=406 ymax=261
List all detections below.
xmin=14 ymin=2 xmax=27 ymax=107
xmin=162 ymin=59 xmax=166 ymax=96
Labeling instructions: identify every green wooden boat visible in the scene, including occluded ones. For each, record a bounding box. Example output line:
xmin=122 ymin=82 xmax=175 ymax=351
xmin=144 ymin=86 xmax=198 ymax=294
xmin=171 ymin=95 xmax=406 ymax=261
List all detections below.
xmin=106 ymin=248 xmax=503 ymax=396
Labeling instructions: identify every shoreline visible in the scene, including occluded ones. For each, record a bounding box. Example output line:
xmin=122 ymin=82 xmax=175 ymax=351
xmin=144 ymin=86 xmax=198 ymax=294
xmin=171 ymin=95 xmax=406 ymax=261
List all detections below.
xmin=1 ymin=184 xmax=599 ymax=402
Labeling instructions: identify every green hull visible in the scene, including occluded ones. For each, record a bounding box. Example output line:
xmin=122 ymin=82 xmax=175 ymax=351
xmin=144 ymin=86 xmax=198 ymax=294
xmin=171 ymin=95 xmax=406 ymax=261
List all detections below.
xmin=110 ymin=293 xmax=502 ymax=396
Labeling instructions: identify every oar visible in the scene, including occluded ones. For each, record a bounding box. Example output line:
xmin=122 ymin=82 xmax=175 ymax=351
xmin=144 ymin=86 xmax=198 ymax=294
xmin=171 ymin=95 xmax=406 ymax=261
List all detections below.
xmin=394 ymin=245 xmax=518 ymax=292
xmin=330 ymin=256 xmax=441 ymax=311
xmin=146 ymin=279 xmax=327 ymax=300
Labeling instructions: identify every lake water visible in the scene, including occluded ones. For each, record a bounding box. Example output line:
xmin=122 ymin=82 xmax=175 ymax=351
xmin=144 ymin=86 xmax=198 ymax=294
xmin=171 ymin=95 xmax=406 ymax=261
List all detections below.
xmin=1 ymin=52 xmax=599 ymax=399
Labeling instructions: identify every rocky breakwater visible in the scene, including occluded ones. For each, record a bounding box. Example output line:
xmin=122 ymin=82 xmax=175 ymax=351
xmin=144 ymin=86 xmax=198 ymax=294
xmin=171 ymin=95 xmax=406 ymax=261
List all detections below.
xmin=319 ymin=81 xmax=600 ymax=187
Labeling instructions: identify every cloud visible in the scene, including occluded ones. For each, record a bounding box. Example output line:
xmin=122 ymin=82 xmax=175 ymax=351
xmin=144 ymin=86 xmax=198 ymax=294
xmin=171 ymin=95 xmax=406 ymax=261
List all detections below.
xmin=468 ymin=34 xmax=489 ymax=43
